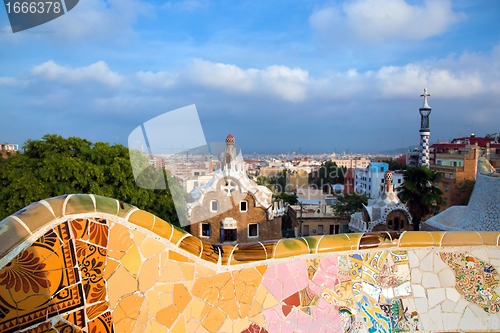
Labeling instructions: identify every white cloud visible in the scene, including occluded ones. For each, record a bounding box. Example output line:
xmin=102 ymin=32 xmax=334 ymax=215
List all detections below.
xmin=310 ymin=0 xmax=466 ymax=45
xmin=136 ymin=71 xmax=177 ymax=89
xmin=0 ymin=77 xmax=18 ymax=86
xmin=31 ymin=60 xmax=125 ymax=86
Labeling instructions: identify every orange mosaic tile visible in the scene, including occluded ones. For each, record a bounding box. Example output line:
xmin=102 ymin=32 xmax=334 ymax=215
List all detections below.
xmin=479 ymin=231 xmax=500 ymax=245
xmin=69 ymin=218 xmax=90 ymax=241
xmin=441 ymin=231 xmax=483 ymax=247
xmin=173 ymin=283 xmax=191 ymax=312
xmin=139 ymin=254 xmax=160 ymax=292
xmin=200 ymin=242 xmax=221 ymax=264
xmin=107 ymin=224 xmax=134 ymax=252
xmin=86 ymin=301 xmax=108 ymax=321
xmin=120 ymin=244 xmax=141 ymax=277
xmin=429 ymin=231 xmax=446 ymax=246
xmin=88 ymin=219 xmax=109 ymax=248
xmin=117 ymin=200 xmax=137 ymax=219
xmin=170 ymin=225 xmax=189 ymax=245
xmin=87 ymin=311 xmax=113 ymax=333
xmin=317 ymin=234 xmax=351 ymax=253
xmin=140 ymin=237 xmax=166 ymax=258
xmin=346 ymin=233 xmax=362 ymax=250
xmin=151 ymin=216 xmax=173 ymax=240
xmin=202 ymin=306 xmax=226 ymax=333
xmin=302 ymin=236 xmax=319 ymax=253
xmin=398 ymin=231 xmax=434 ymax=247
xmin=128 ymin=210 xmax=155 ymax=231
xmin=156 ymin=305 xmax=179 ymax=329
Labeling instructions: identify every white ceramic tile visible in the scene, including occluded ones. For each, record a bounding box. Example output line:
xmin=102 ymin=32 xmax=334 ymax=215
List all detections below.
xmin=471 ymin=250 xmax=489 ymax=262
xmin=460 ymin=307 xmax=486 ymax=330
xmin=422 ymin=272 xmax=440 ymax=288
xmin=411 ymin=268 xmax=422 ymax=284
xmin=488 ymin=249 xmax=500 ymax=259
xmin=442 ymin=312 xmax=461 ymax=330
xmin=434 ymin=252 xmax=449 ymax=272
xmin=469 ymin=303 xmax=489 ymax=319
xmin=438 ymin=269 xmax=456 ymax=287
xmin=428 ymin=305 xmax=444 ymax=330
xmin=408 ymin=251 xmax=420 ymax=268
xmin=441 ymin=299 xmax=457 ymax=313
xmin=412 ymin=284 xmax=426 ymax=298
xmin=415 ymin=297 xmax=428 ymax=314
xmin=414 ymin=249 xmax=430 ymax=260
xmin=446 ymin=287 xmax=460 ymax=303
xmin=427 ymin=288 xmax=446 ymax=308
xmin=454 ymin=299 xmax=468 ymax=313
xmin=419 ymin=253 xmax=433 ymax=272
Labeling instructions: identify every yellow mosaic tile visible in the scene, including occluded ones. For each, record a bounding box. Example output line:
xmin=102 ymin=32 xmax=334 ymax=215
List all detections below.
xmin=147 ymin=290 xmax=161 ymax=316
xmin=140 ymin=237 xmax=167 ymax=258
xmin=114 ymin=317 xmax=136 ymax=333
xmin=195 ymin=264 xmax=216 ymax=278
xmin=136 ymin=298 xmax=150 ymax=326
xmin=131 ymin=230 xmax=146 ymax=246
xmin=128 ymin=210 xmax=155 ymax=231
xmin=219 ymin=318 xmax=233 ymax=333
xmin=159 ymin=261 xmax=183 ymax=283
xmin=248 ymin=301 xmax=262 ymax=317
xmin=251 ymin=313 xmax=266 ymax=327
xmin=255 ymin=285 xmax=267 ymax=305
xmin=317 ymin=234 xmax=351 ymax=253
xmin=12 ymin=201 xmax=54 ymax=233
xmin=398 ymin=231 xmax=434 ymax=247
xmin=200 ymin=303 xmax=213 ymax=321
xmin=171 ymin=315 xmax=185 ymax=333
xmin=202 ymin=306 xmax=226 ymax=333
xmin=237 ymin=302 xmax=250 ymax=318
xmin=151 ymin=216 xmax=173 ymax=240
xmin=44 ymin=195 xmax=68 ymax=218
xmin=255 ymin=265 xmax=267 ymax=276
xmin=479 ymin=231 xmax=500 ymax=245
xmin=218 ymin=298 xmax=239 ymax=319
xmin=180 ymin=263 xmax=195 ymax=280
xmin=93 ymin=195 xmax=119 ymax=216
xmin=112 ymin=304 xmax=127 ymax=323
xmin=104 ymin=258 xmax=120 ymax=279
xmin=0 ymin=216 xmax=30 ymax=258
xmin=191 ymin=298 xmax=205 ymax=321
xmin=108 ymin=224 xmax=134 ymax=252
xmin=274 ymin=238 xmax=309 ymax=259
xmin=346 ymin=233 xmax=363 ymax=250
xmin=139 ymin=254 xmax=160 ymax=292
xmin=233 ymin=268 xmax=262 ymax=304
xmin=154 ymin=283 xmax=173 ymax=293
xmin=262 ymin=292 xmax=278 ymax=309
xmin=108 ymin=250 xmax=126 ymax=260
xmin=173 ymin=283 xmax=191 ymax=313
xmin=170 ymin=225 xmax=189 ymax=245
xmin=430 ymin=231 xmax=446 ymax=247
xmin=441 ymin=231 xmax=483 ymax=247
xmin=64 ymin=194 xmax=95 ymax=215
xmin=107 ymin=265 xmax=138 ymax=308
xmin=169 ymin=250 xmax=192 ymax=263
xmin=120 ymin=244 xmax=142 ymax=277
xmin=233 ymin=319 xmax=250 ymax=333
xmin=119 ymin=294 xmax=144 ymax=320
xmin=151 ymin=319 xmax=169 ymax=332
xmin=160 ymin=292 xmax=173 ymax=308
xmin=259 ymin=240 xmax=276 ymax=260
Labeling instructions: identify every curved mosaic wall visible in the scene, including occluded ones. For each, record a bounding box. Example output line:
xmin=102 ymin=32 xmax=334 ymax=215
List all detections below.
xmin=1 ymin=194 xmax=500 ymax=332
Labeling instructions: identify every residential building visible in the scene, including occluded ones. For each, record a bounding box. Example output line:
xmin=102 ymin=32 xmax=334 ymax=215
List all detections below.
xmin=289 ymin=199 xmax=349 ymax=237
xmin=186 ymin=134 xmax=284 ymax=244
xmin=354 ymin=163 xmax=404 ymax=199
xmin=0 ymin=143 xmax=18 ymax=158
xmin=330 ymin=156 xmax=370 ymax=169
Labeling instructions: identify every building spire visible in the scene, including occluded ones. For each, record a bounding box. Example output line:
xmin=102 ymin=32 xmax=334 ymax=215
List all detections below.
xmin=420 ymin=88 xmax=431 ymax=109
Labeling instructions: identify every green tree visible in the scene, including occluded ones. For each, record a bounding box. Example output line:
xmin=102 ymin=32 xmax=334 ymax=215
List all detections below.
xmin=273 ymin=192 xmax=298 ymax=205
xmin=332 ymin=193 xmax=369 ymax=220
xmin=0 ymin=134 xmax=188 ymax=226
xmin=312 ymin=161 xmax=347 ymax=192
xmin=398 ymin=166 xmax=444 ymax=231
xmin=382 ymin=159 xmax=407 ymax=171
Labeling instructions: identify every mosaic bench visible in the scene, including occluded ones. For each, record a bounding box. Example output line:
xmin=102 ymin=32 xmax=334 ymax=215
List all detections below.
xmin=1 ymin=193 xmax=500 ymax=333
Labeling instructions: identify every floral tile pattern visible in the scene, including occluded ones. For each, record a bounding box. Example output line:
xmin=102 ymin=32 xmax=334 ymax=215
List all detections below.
xmin=1 ymin=194 xmax=500 ymax=332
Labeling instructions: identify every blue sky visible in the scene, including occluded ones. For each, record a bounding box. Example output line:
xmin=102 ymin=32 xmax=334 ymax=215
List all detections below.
xmin=1 ymin=0 xmax=500 ymax=153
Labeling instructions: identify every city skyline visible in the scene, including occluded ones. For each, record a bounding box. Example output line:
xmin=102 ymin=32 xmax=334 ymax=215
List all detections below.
xmin=1 ymin=0 xmax=500 ymax=153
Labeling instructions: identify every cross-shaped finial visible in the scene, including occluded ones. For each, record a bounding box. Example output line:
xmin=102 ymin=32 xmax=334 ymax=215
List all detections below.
xmin=220 ymin=180 xmax=237 ymax=196
xmin=420 ymin=88 xmax=431 ymax=108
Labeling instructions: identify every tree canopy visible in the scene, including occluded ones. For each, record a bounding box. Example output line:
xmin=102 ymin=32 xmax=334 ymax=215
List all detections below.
xmin=311 ymin=161 xmax=347 ymax=192
xmin=332 ymin=193 xmax=369 ymax=220
xmin=398 ymin=166 xmax=444 ymax=230
xmin=0 ymin=134 xmax=187 ymax=226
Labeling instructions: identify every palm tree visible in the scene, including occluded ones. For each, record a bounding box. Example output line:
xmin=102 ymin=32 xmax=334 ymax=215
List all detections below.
xmin=398 ymin=166 xmax=444 ymax=231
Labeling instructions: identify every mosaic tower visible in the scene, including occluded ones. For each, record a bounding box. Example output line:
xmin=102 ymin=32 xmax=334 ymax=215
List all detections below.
xmin=419 ymin=88 xmax=432 ymax=166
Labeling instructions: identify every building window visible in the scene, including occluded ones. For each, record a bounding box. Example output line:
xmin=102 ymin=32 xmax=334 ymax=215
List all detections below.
xmin=222 ymin=228 xmax=237 ymax=242
xmin=201 ymin=223 xmax=211 ymax=237
xmin=240 ymin=200 xmax=248 ymax=212
xmin=444 ymin=198 xmax=448 ymax=204
xmin=445 ymin=186 xmax=449 ymax=192
xmin=369 ymin=185 xmax=371 ymax=190
xmin=450 ymin=174 xmax=453 ymax=179
xmin=381 ymin=167 xmax=384 ymax=172
xmin=335 ymin=225 xmax=340 ymax=234
xmin=248 ymin=224 xmax=258 ymax=237
xmin=398 ymin=179 xmax=401 ymax=184
xmin=381 ymin=179 xmax=384 ymax=183
xmin=210 ymin=200 xmax=219 ymax=212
